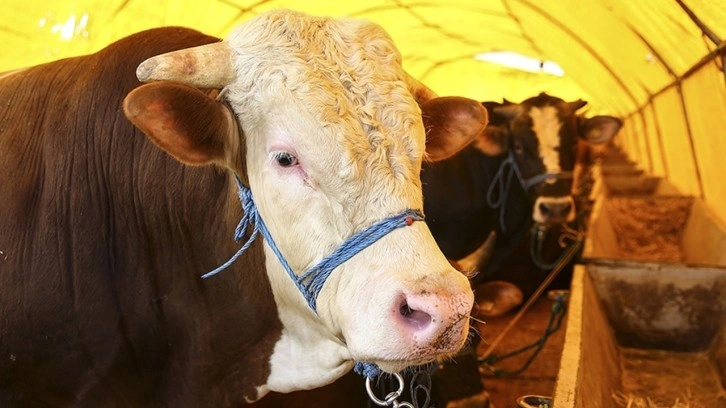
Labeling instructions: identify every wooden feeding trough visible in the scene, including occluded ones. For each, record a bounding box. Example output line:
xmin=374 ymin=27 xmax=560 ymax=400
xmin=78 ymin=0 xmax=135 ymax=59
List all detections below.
xmin=598 ymin=154 xmax=632 ymax=165
xmin=585 ymin=196 xmax=726 ymax=264
xmin=594 ymin=146 xmax=633 ymax=166
xmin=595 ymin=163 xmax=645 ymax=178
xmin=590 ymin=175 xmax=679 ymax=198
xmin=553 ymin=195 xmax=726 ymax=407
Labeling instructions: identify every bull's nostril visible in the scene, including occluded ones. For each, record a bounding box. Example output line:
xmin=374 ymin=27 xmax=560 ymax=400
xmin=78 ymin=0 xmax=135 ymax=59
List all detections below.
xmin=400 ymin=303 xmax=413 ymax=317
xmin=539 ymin=202 xmax=550 ymax=216
xmin=399 ymin=302 xmax=432 ymax=330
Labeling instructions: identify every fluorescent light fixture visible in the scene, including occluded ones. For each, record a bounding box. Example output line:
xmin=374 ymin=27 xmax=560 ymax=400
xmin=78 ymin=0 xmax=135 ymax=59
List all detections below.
xmin=474 ymin=51 xmax=565 ymax=77
xmin=58 ymin=15 xmax=77 ymax=41
xmin=47 ymin=13 xmax=90 ymax=42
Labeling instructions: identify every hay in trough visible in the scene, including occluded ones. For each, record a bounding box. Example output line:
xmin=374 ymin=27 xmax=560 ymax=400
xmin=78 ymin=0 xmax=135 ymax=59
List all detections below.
xmin=605 ymin=197 xmax=692 ymax=263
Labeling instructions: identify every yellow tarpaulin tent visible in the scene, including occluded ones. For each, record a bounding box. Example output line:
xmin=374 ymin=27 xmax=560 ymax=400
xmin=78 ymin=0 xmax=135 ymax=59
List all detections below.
xmin=2 ymin=0 xmax=725 ymax=222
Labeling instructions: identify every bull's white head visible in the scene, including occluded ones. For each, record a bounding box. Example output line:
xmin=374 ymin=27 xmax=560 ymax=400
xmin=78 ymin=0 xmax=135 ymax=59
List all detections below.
xmin=123 ymin=10 xmax=484 ymax=399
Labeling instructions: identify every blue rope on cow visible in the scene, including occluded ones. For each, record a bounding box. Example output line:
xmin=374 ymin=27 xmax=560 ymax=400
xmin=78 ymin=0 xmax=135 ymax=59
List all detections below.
xmin=486 ymin=150 xmax=566 ymax=233
xmin=354 ymin=361 xmax=384 ymax=378
xmin=296 ymin=208 xmax=424 ymax=312
xmin=202 ymin=183 xmax=261 ymax=280
xmin=203 ymin=175 xmax=425 ymax=378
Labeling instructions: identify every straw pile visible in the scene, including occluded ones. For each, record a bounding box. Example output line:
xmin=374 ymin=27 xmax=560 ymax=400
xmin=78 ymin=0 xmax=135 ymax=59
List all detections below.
xmin=612 ymin=390 xmax=706 ymax=408
xmin=605 ymin=197 xmax=692 ymax=263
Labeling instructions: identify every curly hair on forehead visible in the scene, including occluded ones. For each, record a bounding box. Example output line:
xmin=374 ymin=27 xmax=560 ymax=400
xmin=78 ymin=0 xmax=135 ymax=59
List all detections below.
xmin=222 ymin=10 xmax=427 ymax=222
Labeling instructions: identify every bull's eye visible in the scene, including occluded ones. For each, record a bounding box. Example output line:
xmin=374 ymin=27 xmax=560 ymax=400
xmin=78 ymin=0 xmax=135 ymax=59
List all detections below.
xmin=513 ymin=141 xmax=524 ymax=155
xmin=273 ymin=151 xmax=298 ymax=167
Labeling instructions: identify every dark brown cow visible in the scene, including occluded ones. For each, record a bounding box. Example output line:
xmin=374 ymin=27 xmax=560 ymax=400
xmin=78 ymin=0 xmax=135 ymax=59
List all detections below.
xmin=0 ymin=10 xmax=489 ymax=406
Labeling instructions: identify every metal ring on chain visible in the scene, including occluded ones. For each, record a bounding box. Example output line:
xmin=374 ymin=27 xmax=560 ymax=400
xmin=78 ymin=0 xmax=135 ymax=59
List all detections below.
xmin=364 ymin=373 xmax=414 ymax=408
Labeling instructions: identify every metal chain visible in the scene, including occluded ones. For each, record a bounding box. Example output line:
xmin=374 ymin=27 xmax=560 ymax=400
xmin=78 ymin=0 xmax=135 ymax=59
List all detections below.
xmin=365 ymin=373 xmax=415 ymax=408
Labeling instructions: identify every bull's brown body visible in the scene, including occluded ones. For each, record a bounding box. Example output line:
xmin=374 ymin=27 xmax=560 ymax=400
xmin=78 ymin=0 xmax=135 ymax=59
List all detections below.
xmin=0 ymin=28 xmax=282 ymax=406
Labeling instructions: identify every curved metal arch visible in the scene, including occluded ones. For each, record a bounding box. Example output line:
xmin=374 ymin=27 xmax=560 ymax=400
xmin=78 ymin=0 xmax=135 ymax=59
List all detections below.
xmin=509 ymin=0 xmax=640 ymax=109
xmin=361 ymin=1 xmax=526 ymax=48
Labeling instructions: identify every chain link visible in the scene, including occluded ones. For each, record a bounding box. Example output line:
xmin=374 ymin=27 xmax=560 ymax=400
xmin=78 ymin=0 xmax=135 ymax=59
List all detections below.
xmin=365 ymin=373 xmax=415 ymax=408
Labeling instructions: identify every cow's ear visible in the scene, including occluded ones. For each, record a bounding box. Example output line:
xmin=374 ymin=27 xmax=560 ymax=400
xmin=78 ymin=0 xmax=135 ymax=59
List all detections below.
xmin=580 ymin=115 xmax=622 ymax=145
xmin=492 ymin=103 xmax=522 ymax=121
xmin=472 ymin=125 xmax=510 ymax=156
xmin=123 ymin=82 xmax=240 ymax=166
xmin=422 ymin=96 xmax=489 ymax=162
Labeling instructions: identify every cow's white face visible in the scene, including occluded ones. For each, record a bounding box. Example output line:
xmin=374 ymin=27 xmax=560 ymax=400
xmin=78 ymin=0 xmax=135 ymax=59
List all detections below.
xmin=222 ymin=12 xmax=474 ymax=392
xmin=241 ymin=93 xmax=472 ymax=388
xmin=123 ymin=9 xmax=486 ymax=400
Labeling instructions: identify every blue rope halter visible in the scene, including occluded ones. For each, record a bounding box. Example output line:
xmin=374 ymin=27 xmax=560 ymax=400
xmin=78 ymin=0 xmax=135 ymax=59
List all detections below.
xmin=203 ymin=175 xmax=425 ymax=378
xmin=486 ymin=150 xmax=571 ymax=233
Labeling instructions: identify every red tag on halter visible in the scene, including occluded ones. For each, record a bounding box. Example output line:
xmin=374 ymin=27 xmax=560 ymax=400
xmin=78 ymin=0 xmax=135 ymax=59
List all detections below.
xmin=405 ymin=217 xmax=413 ymax=226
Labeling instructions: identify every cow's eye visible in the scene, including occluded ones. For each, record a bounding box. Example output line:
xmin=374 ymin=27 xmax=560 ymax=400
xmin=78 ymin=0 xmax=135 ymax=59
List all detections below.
xmin=513 ymin=141 xmax=524 ymax=155
xmin=273 ymin=151 xmax=298 ymax=167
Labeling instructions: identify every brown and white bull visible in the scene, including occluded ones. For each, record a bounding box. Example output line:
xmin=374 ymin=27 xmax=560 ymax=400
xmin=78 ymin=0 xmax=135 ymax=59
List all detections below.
xmin=0 ymin=10 xmax=486 ymax=406
xmin=423 ymin=93 xmax=621 ymax=263
xmin=491 ymin=94 xmax=622 ymax=225
xmin=421 ymin=93 xmax=621 ymax=316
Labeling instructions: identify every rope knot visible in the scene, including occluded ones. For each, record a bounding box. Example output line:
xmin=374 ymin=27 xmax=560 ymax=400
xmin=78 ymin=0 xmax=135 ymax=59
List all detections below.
xmin=354 ymin=361 xmax=382 ymax=378
xmin=234 ymin=186 xmax=258 ymax=241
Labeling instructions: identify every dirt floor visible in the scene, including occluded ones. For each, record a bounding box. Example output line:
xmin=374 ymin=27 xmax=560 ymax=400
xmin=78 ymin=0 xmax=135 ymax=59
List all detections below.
xmin=475 ymin=294 xmax=568 ymax=408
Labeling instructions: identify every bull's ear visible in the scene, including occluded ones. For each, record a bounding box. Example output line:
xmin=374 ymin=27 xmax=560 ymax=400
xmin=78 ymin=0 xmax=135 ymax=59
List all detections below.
xmin=472 ymin=125 xmax=510 ymax=156
xmin=422 ymin=96 xmax=489 ymax=162
xmin=123 ymin=82 xmax=240 ymax=166
xmin=580 ymin=115 xmax=622 ymax=145
xmin=492 ymin=103 xmax=522 ymax=121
